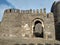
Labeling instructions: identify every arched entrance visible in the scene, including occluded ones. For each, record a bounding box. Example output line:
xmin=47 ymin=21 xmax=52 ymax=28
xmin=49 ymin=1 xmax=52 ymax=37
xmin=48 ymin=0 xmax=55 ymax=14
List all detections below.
xmin=32 ymin=19 xmax=44 ymax=38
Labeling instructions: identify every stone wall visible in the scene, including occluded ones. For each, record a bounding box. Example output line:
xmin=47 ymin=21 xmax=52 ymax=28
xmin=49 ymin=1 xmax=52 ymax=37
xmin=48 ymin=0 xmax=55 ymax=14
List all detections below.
xmin=0 ymin=8 xmax=55 ymax=40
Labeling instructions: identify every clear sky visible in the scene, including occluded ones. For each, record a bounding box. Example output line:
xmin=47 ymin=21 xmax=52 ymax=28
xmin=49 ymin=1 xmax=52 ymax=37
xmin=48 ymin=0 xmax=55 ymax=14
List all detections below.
xmin=0 ymin=0 xmax=57 ymax=21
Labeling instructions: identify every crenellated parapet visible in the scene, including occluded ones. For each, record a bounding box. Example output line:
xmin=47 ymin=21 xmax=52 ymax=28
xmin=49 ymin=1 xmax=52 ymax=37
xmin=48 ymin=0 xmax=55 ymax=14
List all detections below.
xmin=19 ymin=8 xmax=46 ymax=14
xmin=4 ymin=9 xmax=20 ymax=13
xmin=4 ymin=8 xmax=46 ymax=14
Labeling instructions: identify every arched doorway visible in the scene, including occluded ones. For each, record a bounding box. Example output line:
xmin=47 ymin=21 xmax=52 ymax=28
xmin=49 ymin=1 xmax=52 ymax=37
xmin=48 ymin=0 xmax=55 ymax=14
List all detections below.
xmin=33 ymin=20 xmax=43 ymax=38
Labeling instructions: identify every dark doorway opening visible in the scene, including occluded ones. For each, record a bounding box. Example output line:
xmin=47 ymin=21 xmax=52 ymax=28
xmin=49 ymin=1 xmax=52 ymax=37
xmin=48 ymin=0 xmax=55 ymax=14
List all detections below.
xmin=33 ymin=21 xmax=43 ymax=38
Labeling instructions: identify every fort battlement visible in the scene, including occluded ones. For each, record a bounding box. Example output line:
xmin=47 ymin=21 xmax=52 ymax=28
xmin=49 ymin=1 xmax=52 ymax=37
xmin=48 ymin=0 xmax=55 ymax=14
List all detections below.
xmin=4 ymin=8 xmax=46 ymax=14
xmin=0 ymin=1 xmax=60 ymax=45
xmin=4 ymin=9 xmax=20 ymax=13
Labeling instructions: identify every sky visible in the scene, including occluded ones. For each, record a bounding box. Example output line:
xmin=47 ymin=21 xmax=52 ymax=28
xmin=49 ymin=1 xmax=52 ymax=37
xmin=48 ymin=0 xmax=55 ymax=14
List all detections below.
xmin=0 ymin=0 xmax=58 ymax=21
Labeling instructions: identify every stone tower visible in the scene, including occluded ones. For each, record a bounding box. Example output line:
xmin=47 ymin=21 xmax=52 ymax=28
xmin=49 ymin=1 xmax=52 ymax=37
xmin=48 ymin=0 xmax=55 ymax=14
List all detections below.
xmin=51 ymin=1 xmax=60 ymax=40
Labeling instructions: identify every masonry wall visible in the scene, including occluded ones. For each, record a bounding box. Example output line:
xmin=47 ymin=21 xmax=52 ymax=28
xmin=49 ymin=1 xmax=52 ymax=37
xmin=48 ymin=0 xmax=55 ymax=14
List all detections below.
xmin=0 ymin=9 xmax=55 ymax=40
xmin=1 ymin=9 xmax=21 ymax=37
